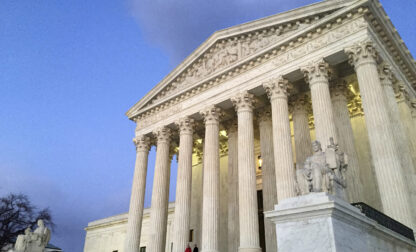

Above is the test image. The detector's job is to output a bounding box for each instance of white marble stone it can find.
[200,106,221,252]
[302,59,338,150]
[265,193,416,252]
[148,127,172,252]
[13,220,51,252]
[331,82,363,203]
[345,41,414,228]
[231,92,261,252]
[226,121,239,252]
[291,94,312,166]
[263,76,297,201]
[84,204,176,252]
[258,108,277,252]
[125,136,151,252]
[88,0,416,251]
[172,118,195,252]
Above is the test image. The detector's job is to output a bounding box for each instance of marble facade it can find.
[84,0,416,251]
[265,193,416,252]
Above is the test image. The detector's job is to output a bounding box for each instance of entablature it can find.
[130,0,416,135]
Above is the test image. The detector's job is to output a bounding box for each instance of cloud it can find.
[129,0,318,65]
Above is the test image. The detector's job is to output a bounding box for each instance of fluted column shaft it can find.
[291,95,312,166]
[345,41,413,227]
[172,118,195,252]
[231,92,261,252]
[379,65,416,229]
[226,121,239,252]
[302,59,338,149]
[125,136,151,252]
[264,76,297,200]
[200,106,221,252]
[148,127,172,252]
[258,108,277,252]
[396,84,416,172]
[331,84,363,203]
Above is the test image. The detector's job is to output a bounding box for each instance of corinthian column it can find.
[148,127,172,252]
[172,117,195,252]
[200,106,222,252]
[125,135,151,252]
[291,94,312,166]
[331,82,363,203]
[231,92,261,252]
[379,63,416,228]
[396,84,416,169]
[345,40,413,227]
[225,120,239,252]
[263,76,297,200]
[257,107,277,252]
[301,59,338,149]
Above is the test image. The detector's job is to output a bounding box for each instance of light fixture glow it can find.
[258,155,263,169]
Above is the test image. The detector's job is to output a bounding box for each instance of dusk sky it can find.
[1,0,415,251]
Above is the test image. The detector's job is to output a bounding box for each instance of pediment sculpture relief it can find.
[296,137,348,201]
[147,20,316,106]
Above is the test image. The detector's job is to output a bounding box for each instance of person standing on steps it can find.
[193,244,199,252]
[185,244,192,252]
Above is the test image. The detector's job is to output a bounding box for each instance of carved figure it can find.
[296,138,348,200]
[13,219,51,252]
[14,228,31,251]
[326,138,348,200]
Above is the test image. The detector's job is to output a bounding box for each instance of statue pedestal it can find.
[265,193,416,252]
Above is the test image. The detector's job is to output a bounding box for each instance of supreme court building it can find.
[83,0,416,251]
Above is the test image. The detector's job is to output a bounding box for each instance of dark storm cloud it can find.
[129,0,318,65]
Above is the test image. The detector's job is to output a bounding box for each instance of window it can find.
[189,229,194,242]
[140,247,146,252]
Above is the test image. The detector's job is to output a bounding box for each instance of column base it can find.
[238,247,262,252]
[265,192,416,252]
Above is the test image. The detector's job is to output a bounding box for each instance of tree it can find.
[0,193,54,249]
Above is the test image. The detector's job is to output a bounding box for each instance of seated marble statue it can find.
[296,138,348,200]
[14,228,31,251]
[13,219,51,252]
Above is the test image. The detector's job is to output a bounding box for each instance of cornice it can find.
[126,1,357,119]
[132,3,370,128]
[128,0,416,130]
[365,0,416,93]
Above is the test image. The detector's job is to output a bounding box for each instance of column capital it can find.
[330,80,350,100]
[345,40,379,68]
[290,93,311,114]
[378,62,394,87]
[175,117,195,135]
[133,135,151,152]
[193,139,204,163]
[411,100,416,118]
[301,58,331,85]
[257,106,272,123]
[395,83,411,103]
[231,91,256,112]
[200,106,222,125]
[153,127,172,144]
[263,76,292,100]
[169,142,179,161]
[223,119,238,134]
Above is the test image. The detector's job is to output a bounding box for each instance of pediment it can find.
[126,0,358,119]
